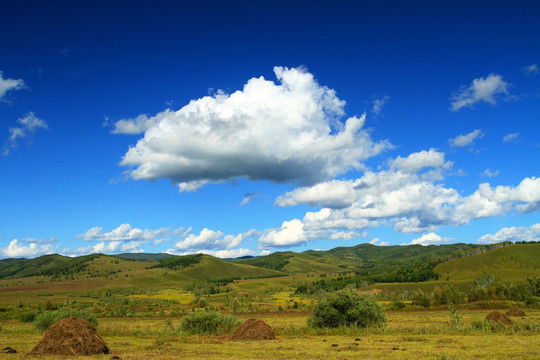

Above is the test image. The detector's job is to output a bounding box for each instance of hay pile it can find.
[485,311,514,326]
[232,319,275,340]
[506,307,526,317]
[30,317,109,356]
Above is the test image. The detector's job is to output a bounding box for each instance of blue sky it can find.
[1,0,539,259]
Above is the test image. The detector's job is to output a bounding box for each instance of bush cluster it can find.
[389,300,406,310]
[19,311,37,323]
[308,290,387,329]
[432,285,465,306]
[179,311,241,335]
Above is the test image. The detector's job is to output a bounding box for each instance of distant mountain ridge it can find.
[1,242,538,291]
[115,253,174,262]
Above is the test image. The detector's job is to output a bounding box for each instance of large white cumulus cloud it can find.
[114,66,389,191]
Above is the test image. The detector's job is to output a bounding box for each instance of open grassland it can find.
[0,309,539,359]
[434,244,540,281]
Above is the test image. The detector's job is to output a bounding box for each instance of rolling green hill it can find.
[236,243,490,278]
[235,251,353,274]
[0,254,73,279]
[434,242,540,281]
[326,243,484,268]
[180,255,284,279]
[0,252,283,287]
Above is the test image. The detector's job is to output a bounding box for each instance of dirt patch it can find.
[358,288,382,296]
[485,311,514,326]
[232,319,275,340]
[30,317,110,356]
[505,307,526,317]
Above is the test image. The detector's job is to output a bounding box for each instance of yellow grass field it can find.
[1,309,538,359]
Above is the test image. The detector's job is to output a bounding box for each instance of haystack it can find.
[506,307,526,317]
[485,311,514,326]
[232,319,275,340]
[30,317,109,356]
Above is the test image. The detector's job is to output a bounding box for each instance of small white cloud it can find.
[240,192,260,206]
[391,148,447,173]
[522,64,538,75]
[328,231,359,240]
[371,95,389,116]
[450,74,509,111]
[502,132,519,143]
[449,129,484,147]
[481,168,499,178]
[182,248,257,259]
[0,71,25,101]
[258,219,308,248]
[63,240,149,257]
[410,232,450,246]
[3,112,48,155]
[369,238,390,246]
[170,228,257,252]
[120,241,145,252]
[1,239,55,258]
[78,223,175,243]
[111,111,173,135]
[478,223,540,244]
[62,241,121,257]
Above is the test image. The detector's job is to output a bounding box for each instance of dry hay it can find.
[506,307,526,317]
[232,319,275,340]
[30,317,109,356]
[485,311,514,326]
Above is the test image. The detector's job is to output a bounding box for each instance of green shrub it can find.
[390,300,406,310]
[308,289,387,329]
[44,300,57,311]
[470,319,505,331]
[33,310,98,332]
[19,311,36,323]
[525,296,539,306]
[179,311,241,335]
[411,290,431,308]
[198,296,208,308]
[448,305,462,329]
[470,319,489,330]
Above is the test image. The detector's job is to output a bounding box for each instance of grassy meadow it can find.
[0,309,539,359]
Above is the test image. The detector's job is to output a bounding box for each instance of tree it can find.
[308,289,386,329]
